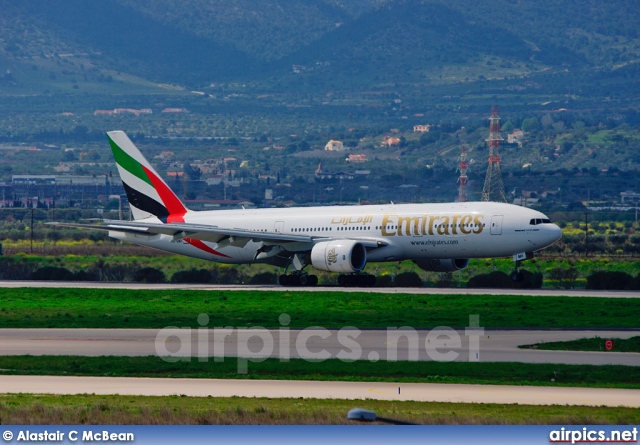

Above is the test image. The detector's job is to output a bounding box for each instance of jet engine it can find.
[413,258,469,272]
[310,240,367,273]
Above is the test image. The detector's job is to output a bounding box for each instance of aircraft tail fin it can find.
[107,130,189,222]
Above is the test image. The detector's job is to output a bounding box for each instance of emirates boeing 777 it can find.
[51,131,562,286]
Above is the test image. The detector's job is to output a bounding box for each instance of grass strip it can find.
[521,336,640,352]
[1,288,639,328]
[0,356,638,389]
[0,393,638,425]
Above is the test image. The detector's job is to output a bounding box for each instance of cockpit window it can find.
[530,218,552,225]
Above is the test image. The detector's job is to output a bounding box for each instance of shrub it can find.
[0,258,36,280]
[171,268,212,284]
[467,271,508,288]
[212,267,243,284]
[92,260,140,282]
[394,272,423,287]
[548,267,579,289]
[248,272,277,285]
[375,274,393,287]
[134,267,166,283]
[586,271,636,290]
[607,234,627,245]
[467,270,542,289]
[73,270,99,281]
[31,266,74,281]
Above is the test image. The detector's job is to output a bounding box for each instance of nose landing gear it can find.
[511,252,533,282]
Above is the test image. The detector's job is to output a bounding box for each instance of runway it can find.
[0,375,637,407]
[0,284,637,409]
[0,329,638,366]
[1,280,640,297]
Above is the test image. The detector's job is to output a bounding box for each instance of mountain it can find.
[1,0,639,93]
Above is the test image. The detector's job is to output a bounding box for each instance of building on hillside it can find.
[413,124,431,133]
[12,175,56,185]
[621,190,640,203]
[346,154,367,163]
[324,140,345,151]
[162,108,188,113]
[381,136,400,147]
[508,129,525,147]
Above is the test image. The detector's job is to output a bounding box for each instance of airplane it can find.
[50,131,562,287]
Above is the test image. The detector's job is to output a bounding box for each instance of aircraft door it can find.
[490,215,503,235]
[274,221,285,233]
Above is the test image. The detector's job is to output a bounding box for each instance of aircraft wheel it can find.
[338,275,347,286]
[366,275,376,287]
[278,274,290,286]
[511,271,523,282]
[299,274,310,286]
[289,274,301,286]
[308,275,318,286]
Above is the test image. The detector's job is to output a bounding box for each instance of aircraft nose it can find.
[548,224,562,244]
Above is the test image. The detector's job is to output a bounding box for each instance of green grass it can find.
[2,393,637,425]
[521,336,640,353]
[0,356,638,389]
[0,288,639,329]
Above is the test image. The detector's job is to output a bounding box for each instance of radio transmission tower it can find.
[481,106,507,202]
[457,146,469,202]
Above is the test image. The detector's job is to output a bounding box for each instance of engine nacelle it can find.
[413,258,469,272]
[311,240,367,273]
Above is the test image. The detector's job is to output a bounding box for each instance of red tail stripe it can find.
[142,165,187,218]
[140,166,229,258]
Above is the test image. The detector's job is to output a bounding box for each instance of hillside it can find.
[1,0,640,93]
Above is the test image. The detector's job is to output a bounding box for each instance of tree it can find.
[184,164,202,180]
[522,118,540,132]
[501,121,515,133]
[62,150,77,161]
[298,140,311,151]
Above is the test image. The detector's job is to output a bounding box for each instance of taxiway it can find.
[0,375,637,407]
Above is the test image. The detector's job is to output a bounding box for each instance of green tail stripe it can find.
[108,135,153,187]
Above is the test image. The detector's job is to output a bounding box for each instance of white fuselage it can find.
[110,201,562,268]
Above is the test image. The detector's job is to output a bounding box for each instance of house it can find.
[324,140,345,151]
[346,154,367,163]
[162,108,188,113]
[381,137,400,147]
[206,175,223,185]
[508,129,525,147]
[413,124,431,133]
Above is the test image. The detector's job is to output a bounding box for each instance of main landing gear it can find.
[278,272,318,287]
[337,273,376,287]
[278,253,318,287]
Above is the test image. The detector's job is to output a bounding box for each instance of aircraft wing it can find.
[47,220,312,244]
[47,221,387,248]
